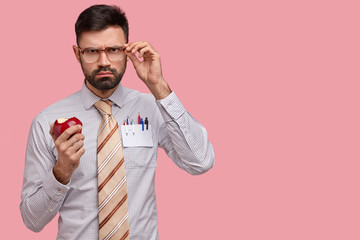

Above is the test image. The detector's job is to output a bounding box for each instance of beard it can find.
[82,64,125,91]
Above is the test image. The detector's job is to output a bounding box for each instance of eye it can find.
[107,47,119,53]
[85,49,98,54]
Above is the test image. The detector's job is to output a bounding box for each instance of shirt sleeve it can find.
[157,92,215,175]
[20,113,69,232]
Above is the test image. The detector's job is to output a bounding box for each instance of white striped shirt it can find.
[20,83,215,240]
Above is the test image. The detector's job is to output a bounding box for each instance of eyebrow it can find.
[82,45,124,49]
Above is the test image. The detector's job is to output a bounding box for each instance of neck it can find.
[85,81,118,99]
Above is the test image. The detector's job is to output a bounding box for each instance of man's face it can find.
[74,27,127,92]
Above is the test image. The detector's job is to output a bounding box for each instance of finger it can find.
[124,41,147,51]
[125,50,141,67]
[57,125,83,142]
[67,132,85,146]
[73,147,86,160]
[130,42,149,55]
[68,139,84,154]
[125,41,152,57]
[138,46,157,59]
[131,43,158,59]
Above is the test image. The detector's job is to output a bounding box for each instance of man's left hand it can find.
[124,41,171,100]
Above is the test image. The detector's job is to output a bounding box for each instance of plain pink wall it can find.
[1,0,360,239]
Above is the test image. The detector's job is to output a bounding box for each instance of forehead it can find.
[78,26,126,48]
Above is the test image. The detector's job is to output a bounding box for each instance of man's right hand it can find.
[49,123,85,185]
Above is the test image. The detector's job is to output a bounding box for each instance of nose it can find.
[97,51,111,67]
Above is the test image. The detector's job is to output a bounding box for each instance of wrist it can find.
[148,78,172,100]
[53,164,71,185]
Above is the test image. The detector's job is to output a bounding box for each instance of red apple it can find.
[53,117,83,139]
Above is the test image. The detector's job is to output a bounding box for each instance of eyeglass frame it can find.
[76,45,126,63]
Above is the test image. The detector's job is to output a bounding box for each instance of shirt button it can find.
[49,209,53,212]
[168,104,173,110]
[58,189,64,194]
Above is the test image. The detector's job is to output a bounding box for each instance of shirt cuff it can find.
[43,169,70,202]
[156,92,186,122]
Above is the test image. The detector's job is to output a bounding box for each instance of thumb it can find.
[125,51,141,68]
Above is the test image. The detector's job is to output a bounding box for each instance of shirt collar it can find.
[81,82,126,110]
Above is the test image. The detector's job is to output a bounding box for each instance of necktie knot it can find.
[94,100,113,116]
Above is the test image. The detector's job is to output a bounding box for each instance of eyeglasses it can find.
[77,46,125,63]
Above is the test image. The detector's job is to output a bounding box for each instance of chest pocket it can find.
[122,127,158,168]
[123,146,157,168]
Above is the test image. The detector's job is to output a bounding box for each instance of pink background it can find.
[1,0,360,239]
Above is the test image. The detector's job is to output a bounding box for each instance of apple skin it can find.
[53,117,83,139]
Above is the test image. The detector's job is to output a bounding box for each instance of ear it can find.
[72,45,81,63]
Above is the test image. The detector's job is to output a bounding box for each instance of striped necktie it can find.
[94,100,130,240]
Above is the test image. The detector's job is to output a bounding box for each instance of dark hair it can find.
[75,5,129,45]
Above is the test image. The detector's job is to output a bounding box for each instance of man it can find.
[20,4,214,240]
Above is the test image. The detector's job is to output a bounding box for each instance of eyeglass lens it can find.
[82,47,125,63]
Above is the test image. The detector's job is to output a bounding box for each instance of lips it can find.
[96,71,113,78]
